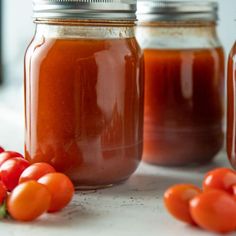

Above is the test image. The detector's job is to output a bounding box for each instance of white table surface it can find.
[0,87,234,236]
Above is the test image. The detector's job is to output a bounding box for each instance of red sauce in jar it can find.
[24,37,144,188]
[227,42,236,167]
[143,47,224,165]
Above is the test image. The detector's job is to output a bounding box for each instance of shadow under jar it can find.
[136,1,225,166]
[24,0,144,189]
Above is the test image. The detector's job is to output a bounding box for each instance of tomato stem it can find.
[0,201,8,219]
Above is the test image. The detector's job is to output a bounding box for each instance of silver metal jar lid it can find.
[33,0,137,21]
[136,1,218,22]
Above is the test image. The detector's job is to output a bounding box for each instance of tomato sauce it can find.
[143,47,224,165]
[24,37,144,187]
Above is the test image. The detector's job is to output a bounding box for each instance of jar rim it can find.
[33,0,137,21]
[136,0,218,22]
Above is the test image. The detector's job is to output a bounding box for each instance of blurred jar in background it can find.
[24,0,144,189]
[227,41,236,167]
[136,1,225,166]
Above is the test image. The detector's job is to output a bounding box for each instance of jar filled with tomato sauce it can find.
[25,0,144,189]
[227,42,236,167]
[136,1,225,166]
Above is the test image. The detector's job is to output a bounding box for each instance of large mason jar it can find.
[24,0,144,189]
[136,1,224,166]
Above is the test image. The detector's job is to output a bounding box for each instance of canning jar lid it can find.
[136,0,218,22]
[33,0,137,21]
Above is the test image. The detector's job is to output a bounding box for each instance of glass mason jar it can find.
[136,1,225,166]
[24,0,144,189]
[227,42,236,167]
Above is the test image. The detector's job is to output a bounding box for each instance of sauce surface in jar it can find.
[25,37,144,187]
[143,47,224,165]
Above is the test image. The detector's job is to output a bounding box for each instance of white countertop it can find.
[0,87,234,236]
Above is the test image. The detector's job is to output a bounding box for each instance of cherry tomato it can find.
[190,189,236,233]
[0,181,7,204]
[203,168,236,193]
[0,151,23,167]
[0,147,4,154]
[38,173,74,212]
[7,180,51,221]
[0,158,30,191]
[164,184,201,224]
[19,162,56,184]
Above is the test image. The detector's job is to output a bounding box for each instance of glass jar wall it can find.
[24,0,144,189]
[136,1,225,166]
[227,42,236,167]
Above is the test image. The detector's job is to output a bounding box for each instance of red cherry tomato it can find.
[0,158,30,191]
[19,162,56,184]
[0,151,23,167]
[164,184,201,224]
[190,190,236,233]
[0,181,7,204]
[38,173,74,212]
[0,147,4,154]
[203,168,236,193]
[7,180,51,221]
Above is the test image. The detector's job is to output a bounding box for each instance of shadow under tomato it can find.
[2,198,99,228]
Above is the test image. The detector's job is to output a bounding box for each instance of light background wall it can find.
[2,0,236,85]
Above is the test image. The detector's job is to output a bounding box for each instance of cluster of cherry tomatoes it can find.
[164,167,236,233]
[0,146,74,221]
